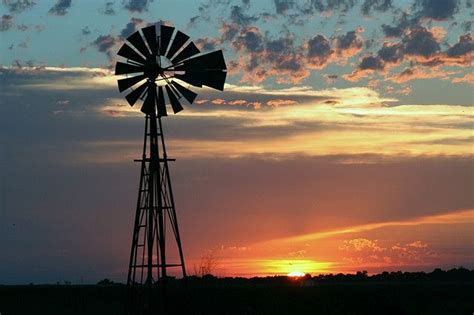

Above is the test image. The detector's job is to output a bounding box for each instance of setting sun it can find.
[287,271,306,277]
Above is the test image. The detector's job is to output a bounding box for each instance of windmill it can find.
[114,24,227,313]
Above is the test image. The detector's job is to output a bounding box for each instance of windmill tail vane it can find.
[114,24,227,314]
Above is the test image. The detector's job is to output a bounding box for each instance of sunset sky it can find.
[0,0,473,284]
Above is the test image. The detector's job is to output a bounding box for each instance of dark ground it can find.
[1,280,473,315]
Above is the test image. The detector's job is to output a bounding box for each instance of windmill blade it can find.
[171,81,197,104]
[117,74,146,92]
[125,81,148,106]
[166,30,190,60]
[175,69,226,91]
[156,86,167,117]
[165,84,183,114]
[140,83,156,115]
[160,25,175,55]
[115,62,144,75]
[171,42,200,64]
[201,70,227,91]
[174,73,202,88]
[175,50,226,71]
[127,31,150,58]
[117,44,146,65]
[142,25,158,56]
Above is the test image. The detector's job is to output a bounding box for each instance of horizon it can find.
[0,0,473,285]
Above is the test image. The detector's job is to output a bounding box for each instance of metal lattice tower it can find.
[114,24,227,314]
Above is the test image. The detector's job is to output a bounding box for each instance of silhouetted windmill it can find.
[115,24,226,314]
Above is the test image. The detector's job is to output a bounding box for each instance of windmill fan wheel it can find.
[115,24,227,117]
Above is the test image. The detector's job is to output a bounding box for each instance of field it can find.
[1,280,473,314]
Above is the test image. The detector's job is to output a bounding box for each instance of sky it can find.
[0,0,473,284]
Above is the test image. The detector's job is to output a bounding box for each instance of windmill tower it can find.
[114,24,227,314]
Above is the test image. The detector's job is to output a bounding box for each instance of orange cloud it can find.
[266,99,298,107]
[452,73,474,85]
[211,98,226,105]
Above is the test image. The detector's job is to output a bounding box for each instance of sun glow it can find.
[287,271,306,277]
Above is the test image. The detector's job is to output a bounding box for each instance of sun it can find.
[287,271,305,278]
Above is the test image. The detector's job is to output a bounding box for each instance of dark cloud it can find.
[220,22,240,42]
[0,14,13,31]
[377,43,403,63]
[461,21,472,32]
[48,0,72,16]
[81,26,91,36]
[230,5,258,25]
[358,55,384,70]
[194,37,219,51]
[92,35,118,61]
[300,0,357,14]
[414,0,459,20]
[402,27,440,58]
[123,0,153,12]
[335,30,361,50]
[119,17,143,39]
[187,15,200,28]
[446,33,474,57]
[2,0,35,13]
[381,13,412,38]
[334,28,364,56]
[360,0,392,15]
[100,1,115,15]
[17,40,27,48]
[16,23,27,31]
[265,35,303,72]
[274,0,294,14]
[306,34,333,68]
[232,26,264,53]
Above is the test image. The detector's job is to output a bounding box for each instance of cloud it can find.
[230,4,259,25]
[2,0,35,13]
[194,37,220,51]
[340,238,437,266]
[389,66,451,83]
[360,0,392,15]
[232,26,264,53]
[414,0,460,21]
[0,14,13,31]
[81,26,91,36]
[452,73,474,85]
[266,99,298,107]
[91,35,119,62]
[403,26,441,60]
[359,55,384,70]
[306,35,334,69]
[16,23,27,31]
[223,23,369,83]
[444,33,474,64]
[88,17,148,64]
[377,43,404,64]
[226,25,310,83]
[100,1,115,15]
[119,17,144,39]
[298,0,358,14]
[333,27,364,59]
[3,65,472,158]
[48,0,72,16]
[381,13,412,38]
[274,0,294,14]
[123,0,153,12]
[339,238,385,252]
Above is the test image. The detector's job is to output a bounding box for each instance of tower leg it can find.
[126,114,186,314]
